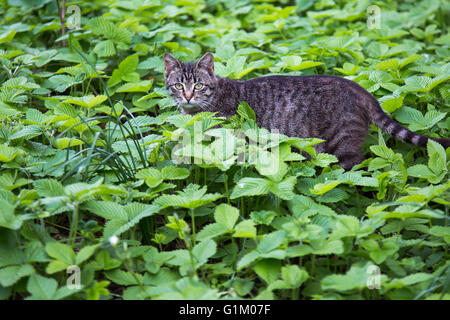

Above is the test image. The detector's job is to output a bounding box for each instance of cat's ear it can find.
[196,52,214,74]
[163,53,182,74]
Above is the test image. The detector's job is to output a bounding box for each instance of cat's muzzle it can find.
[180,103,201,115]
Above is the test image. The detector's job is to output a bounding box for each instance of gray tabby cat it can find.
[163,52,450,170]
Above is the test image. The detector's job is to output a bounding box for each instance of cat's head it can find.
[163,52,218,115]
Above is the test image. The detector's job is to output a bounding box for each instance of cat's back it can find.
[222,74,373,140]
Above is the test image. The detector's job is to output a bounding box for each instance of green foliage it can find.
[0,0,448,301]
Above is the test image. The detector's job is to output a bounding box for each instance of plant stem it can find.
[70,201,79,248]
[224,173,230,204]
[190,208,196,245]
[55,0,66,47]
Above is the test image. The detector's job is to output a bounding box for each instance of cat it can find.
[163,52,450,170]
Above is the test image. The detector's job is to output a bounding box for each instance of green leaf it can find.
[257,231,285,254]
[254,259,281,284]
[75,245,99,265]
[64,95,107,109]
[280,265,309,288]
[0,264,34,287]
[154,184,221,209]
[427,140,446,175]
[237,101,255,121]
[193,239,217,267]
[0,199,22,230]
[45,242,75,265]
[161,166,190,180]
[0,30,16,43]
[105,270,144,286]
[230,177,270,199]
[310,180,341,195]
[116,80,153,93]
[26,274,58,300]
[94,39,116,57]
[54,137,85,149]
[312,239,344,255]
[84,201,128,221]
[386,273,433,289]
[33,179,65,197]
[196,223,228,241]
[268,176,297,200]
[233,220,257,238]
[136,168,163,188]
[311,153,339,167]
[321,261,385,291]
[214,203,239,229]
[0,145,18,162]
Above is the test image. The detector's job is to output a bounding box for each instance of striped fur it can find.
[164,53,450,169]
[370,101,450,149]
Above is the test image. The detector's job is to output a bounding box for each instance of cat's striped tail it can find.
[371,107,450,149]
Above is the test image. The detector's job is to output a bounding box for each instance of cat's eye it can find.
[174,83,183,90]
[194,83,204,90]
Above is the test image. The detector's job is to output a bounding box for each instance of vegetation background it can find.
[0,0,449,300]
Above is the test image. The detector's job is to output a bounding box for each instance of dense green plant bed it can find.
[0,0,449,300]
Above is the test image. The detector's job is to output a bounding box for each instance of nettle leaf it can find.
[9,125,43,141]
[116,80,153,93]
[254,259,281,284]
[154,184,221,209]
[45,242,75,265]
[310,180,341,195]
[193,239,217,267]
[94,39,116,57]
[54,137,84,149]
[64,95,107,109]
[136,168,163,188]
[214,203,239,229]
[269,265,309,290]
[257,231,285,254]
[361,239,399,264]
[0,264,34,287]
[46,75,81,93]
[196,223,228,241]
[0,199,22,230]
[395,107,446,131]
[330,215,374,239]
[311,239,344,255]
[233,220,257,238]
[0,29,16,44]
[237,101,255,121]
[105,270,144,286]
[230,177,270,199]
[26,274,57,300]
[427,140,446,175]
[75,245,99,265]
[85,200,128,221]
[85,201,159,238]
[161,166,190,180]
[108,55,140,87]
[250,210,277,225]
[311,153,339,167]
[268,176,297,200]
[334,62,360,75]
[385,273,433,290]
[33,179,65,197]
[374,59,400,71]
[321,261,387,292]
[370,145,396,161]
[0,145,18,162]
[429,226,450,243]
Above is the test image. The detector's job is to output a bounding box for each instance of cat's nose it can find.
[184,92,193,103]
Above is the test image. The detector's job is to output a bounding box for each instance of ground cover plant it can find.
[0,0,449,300]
